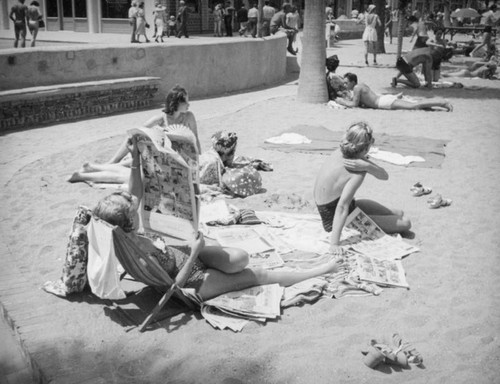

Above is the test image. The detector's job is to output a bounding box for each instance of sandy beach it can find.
[1,36,500,383]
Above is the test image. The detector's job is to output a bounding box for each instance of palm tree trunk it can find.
[297,0,327,104]
[257,0,264,38]
[396,0,410,59]
[375,0,386,54]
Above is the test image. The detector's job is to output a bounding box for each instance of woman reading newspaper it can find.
[93,136,342,301]
[67,85,201,184]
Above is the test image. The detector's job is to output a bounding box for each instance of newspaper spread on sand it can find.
[340,207,419,260]
[214,227,274,255]
[355,253,409,289]
[127,126,199,240]
[202,284,283,330]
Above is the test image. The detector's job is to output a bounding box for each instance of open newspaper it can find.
[340,207,419,260]
[356,254,409,289]
[127,126,199,240]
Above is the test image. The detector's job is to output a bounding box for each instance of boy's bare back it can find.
[313,150,360,205]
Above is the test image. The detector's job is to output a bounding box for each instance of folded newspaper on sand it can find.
[127,126,199,241]
[340,207,419,260]
[201,284,284,330]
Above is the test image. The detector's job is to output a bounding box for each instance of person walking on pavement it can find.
[247,3,258,38]
[224,1,235,37]
[237,5,248,36]
[153,1,167,43]
[128,1,139,43]
[177,0,189,38]
[9,0,28,48]
[261,1,275,37]
[26,1,42,47]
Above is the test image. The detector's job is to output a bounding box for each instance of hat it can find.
[368,4,376,13]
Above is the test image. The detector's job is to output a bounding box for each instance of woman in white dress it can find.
[361,4,381,65]
[153,2,167,42]
[135,2,150,43]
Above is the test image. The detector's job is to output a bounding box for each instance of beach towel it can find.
[261,125,449,168]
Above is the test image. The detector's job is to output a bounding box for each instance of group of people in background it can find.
[9,0,43,48]
[128,0,189,43]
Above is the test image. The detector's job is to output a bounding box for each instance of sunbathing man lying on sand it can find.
[314,122,411,255]
[441,59,498,79]
[335,73,453,111]
[392,46,453,88]
[92,136,342,301]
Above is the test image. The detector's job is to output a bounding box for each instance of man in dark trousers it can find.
[224,1,235,36]
[176,0,189,38]
[237,5,248,36]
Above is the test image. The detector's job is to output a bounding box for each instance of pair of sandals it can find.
[410,182,452,209]
[362,333,423,369]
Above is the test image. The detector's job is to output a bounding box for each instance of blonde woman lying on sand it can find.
[67,85,201,184]
[314,122,411,255]
[92,136,342,301]
[441,59,498,80]
[335,73,453,111]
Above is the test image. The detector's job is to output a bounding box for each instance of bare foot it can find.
[80,162,94,173]
[325,259,342,275]
[66,171,81,183]
[396,92,403,99]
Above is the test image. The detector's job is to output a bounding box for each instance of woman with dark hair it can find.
[68,85,201,184]
[26,1,42,47]
[90,137,342,301]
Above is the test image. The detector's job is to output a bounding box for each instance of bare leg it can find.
[397,72,422,88]
[107,137,130,164]
[81,161,131,173]
[67,167,130,184]
[355,199,411,234]
[372,42,377,64]
[197,258,342,301]
[364,41,369,64]
[391,98,453,111]
[441,69,471,78]
[198,246,249,274]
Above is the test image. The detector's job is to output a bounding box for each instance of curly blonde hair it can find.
[340,122,374,159]
[93,192,135,232]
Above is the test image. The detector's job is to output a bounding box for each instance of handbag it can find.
[145,22,150,29]
[38,18,45,28]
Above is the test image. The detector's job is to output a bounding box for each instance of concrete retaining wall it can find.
[0,35,288,100]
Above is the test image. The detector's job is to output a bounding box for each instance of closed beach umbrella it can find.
[451,8,481,19]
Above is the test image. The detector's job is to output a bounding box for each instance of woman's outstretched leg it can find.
[67,167,129,184]
[197,259,342,301]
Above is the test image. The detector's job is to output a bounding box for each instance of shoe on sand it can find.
[410,182,432,197]
[427,194,452,209]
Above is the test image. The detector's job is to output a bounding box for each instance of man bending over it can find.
[336,73,453,111]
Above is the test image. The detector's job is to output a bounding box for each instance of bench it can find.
[0,77,160,131]
[442,26,496,40]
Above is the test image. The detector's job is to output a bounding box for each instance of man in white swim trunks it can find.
[335,73,453,111]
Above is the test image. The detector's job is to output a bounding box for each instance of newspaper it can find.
[200,305,249,332]
[203,284,283,321]
[356,254,409,289]
[127,126,199,240]
[248,250,285,270]
[341,208,419,260]
[214,227,274,255]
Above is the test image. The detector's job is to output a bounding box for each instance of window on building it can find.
[101,0,129,19]
[46,0,58,17]
[75,1,88,18]
[62,0,73,17]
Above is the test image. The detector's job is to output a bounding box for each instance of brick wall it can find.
[0,83,159,131]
